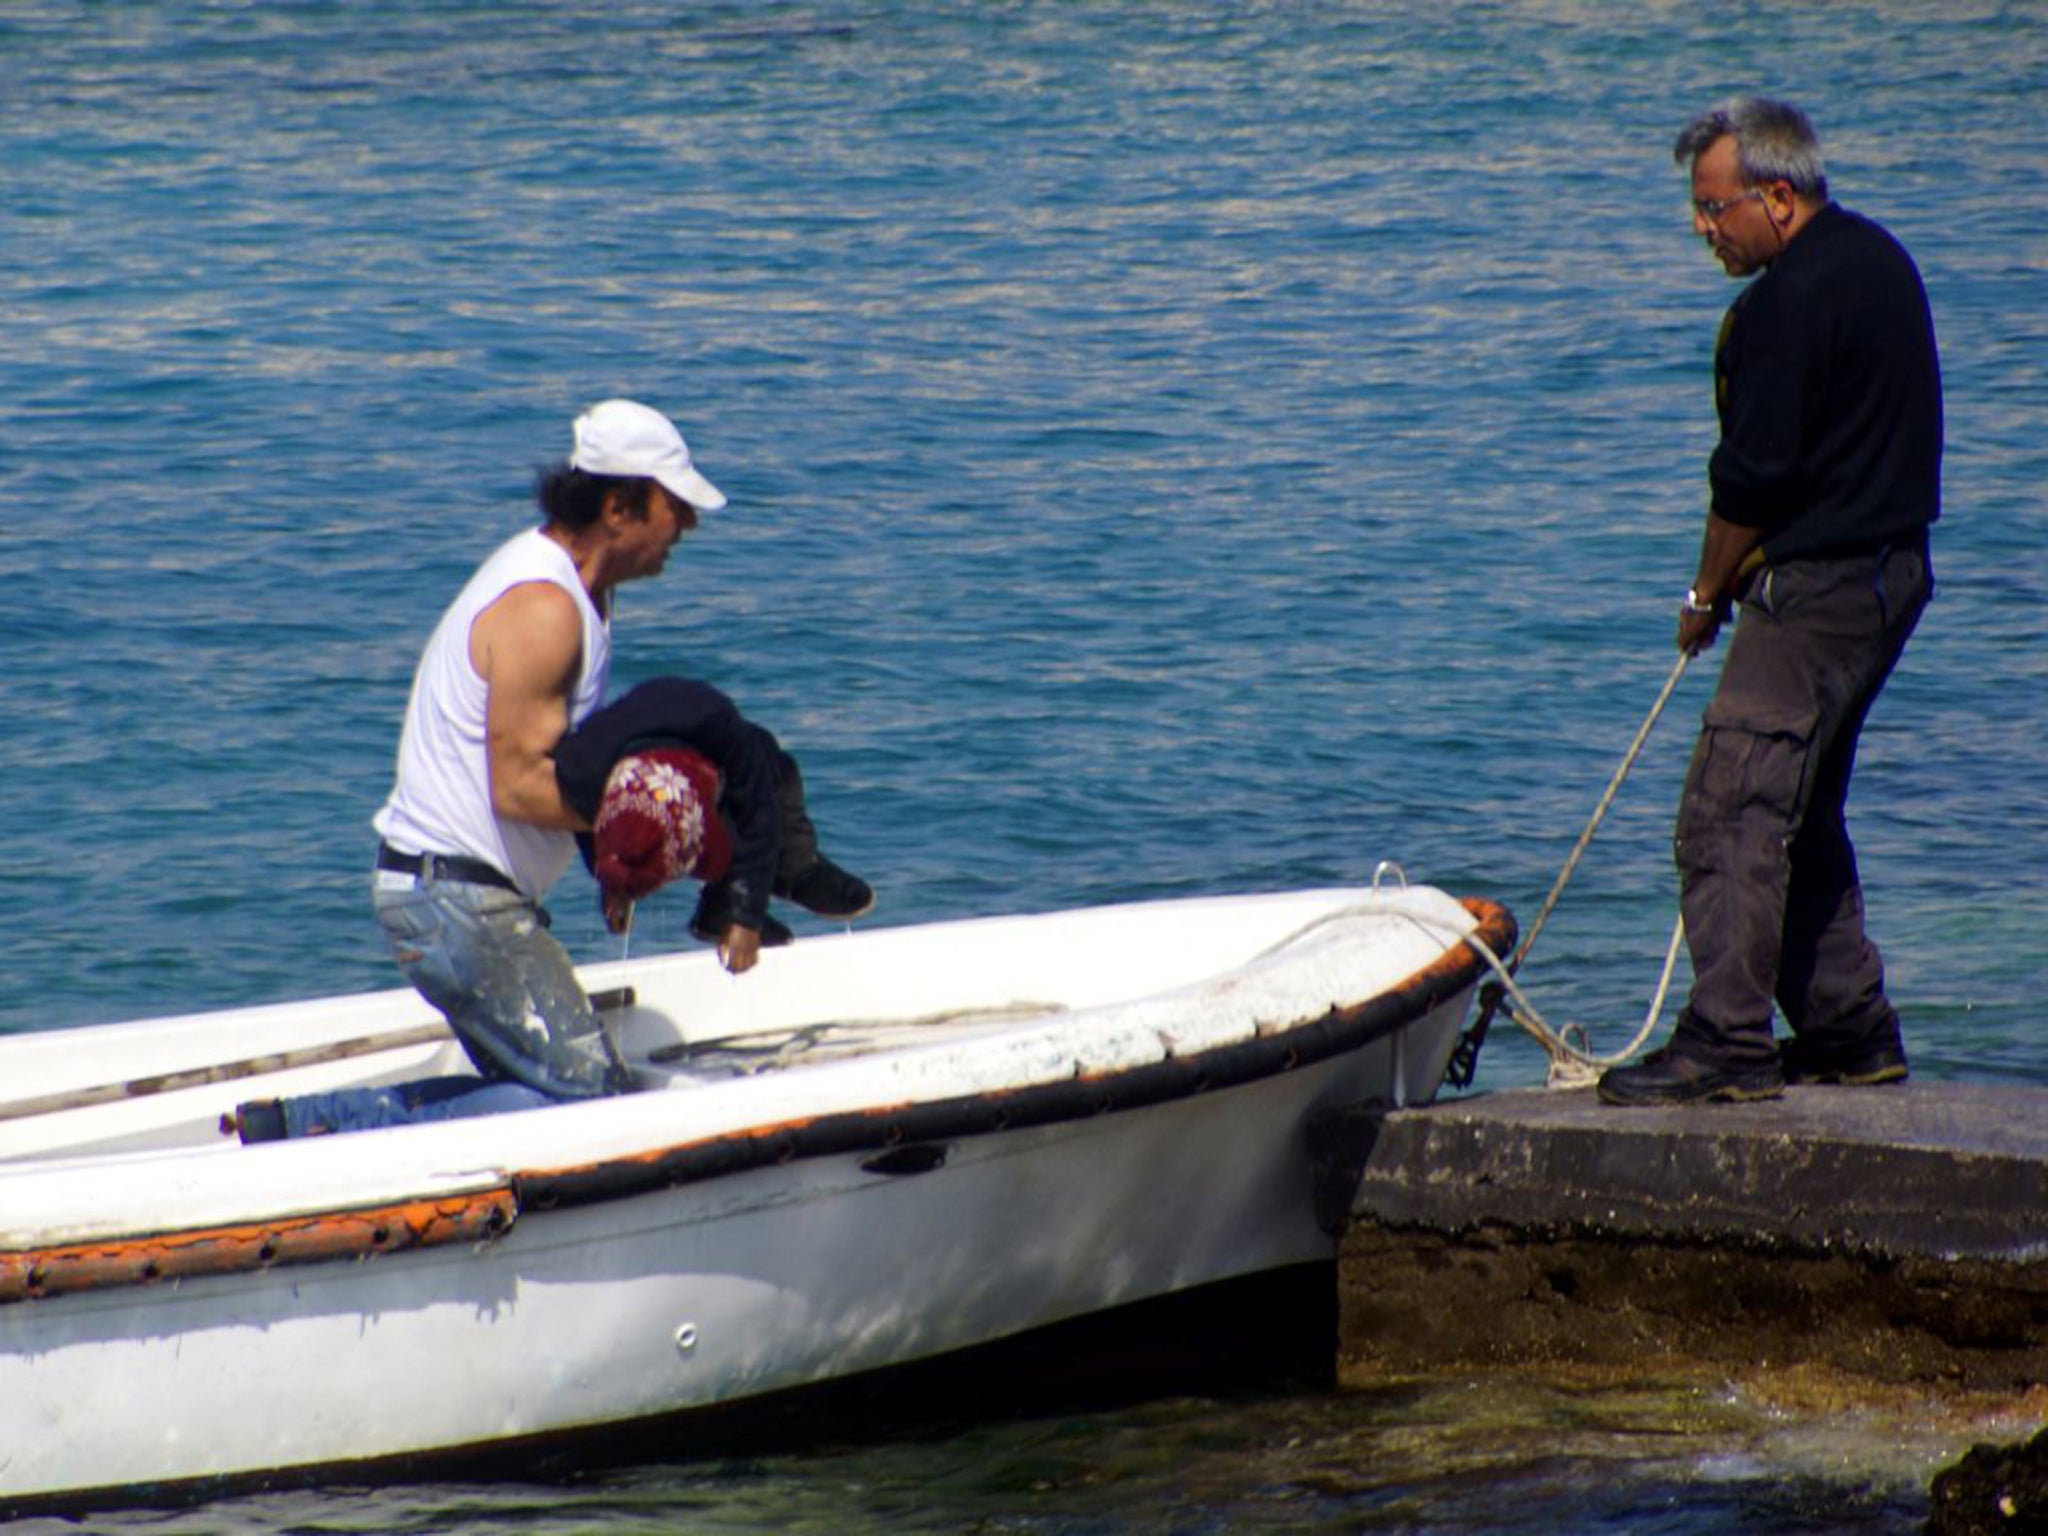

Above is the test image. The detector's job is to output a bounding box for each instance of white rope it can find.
[1526,911,1687,1087]
[1511,649,1693,1086]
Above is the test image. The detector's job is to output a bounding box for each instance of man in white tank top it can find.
[239,401,727,1141]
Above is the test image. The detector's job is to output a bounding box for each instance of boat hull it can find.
[0,885,1511,1511]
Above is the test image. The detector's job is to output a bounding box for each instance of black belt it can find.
[376,843,521,894]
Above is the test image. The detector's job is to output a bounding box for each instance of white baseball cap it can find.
[569,399,727,513]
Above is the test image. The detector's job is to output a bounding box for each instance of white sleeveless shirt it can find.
[373,528,611,898]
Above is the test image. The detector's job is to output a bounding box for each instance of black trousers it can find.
[757,727,822,889]
[1672,540,1932,1065]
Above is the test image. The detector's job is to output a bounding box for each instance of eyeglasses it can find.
[1691,188,1764,223]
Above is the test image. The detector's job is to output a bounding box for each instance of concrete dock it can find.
[1332,1082,2048,1392]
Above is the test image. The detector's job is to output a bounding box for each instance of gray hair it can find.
[1673,97,1829,201]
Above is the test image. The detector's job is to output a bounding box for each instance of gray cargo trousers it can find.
[1671,536,1932,1067]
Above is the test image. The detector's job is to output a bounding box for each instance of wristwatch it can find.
[1681,587,1715,616]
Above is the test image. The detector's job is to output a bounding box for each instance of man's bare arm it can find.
[472,582,590,830]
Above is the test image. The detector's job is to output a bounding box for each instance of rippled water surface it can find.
[3,1,2044,1531]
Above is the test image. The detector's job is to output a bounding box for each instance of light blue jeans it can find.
[277,1076,553,1136]
[274,870,632,1138]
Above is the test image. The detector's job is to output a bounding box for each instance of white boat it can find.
[0,881,1512,1515]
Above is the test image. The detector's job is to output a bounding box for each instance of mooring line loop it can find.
[1441,650,1694,1089]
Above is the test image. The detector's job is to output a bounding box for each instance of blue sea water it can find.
[2,1,2044,1530]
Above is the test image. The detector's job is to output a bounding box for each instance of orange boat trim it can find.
[0,1188,518,1304]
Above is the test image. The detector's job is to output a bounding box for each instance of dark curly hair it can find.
[533,463,659,531]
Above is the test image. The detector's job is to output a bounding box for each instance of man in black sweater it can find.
[1600,98,1943,1106]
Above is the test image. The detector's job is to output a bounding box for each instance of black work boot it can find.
[776,856,875,920]
[1597,1046,1785,1106]
[1780,1031,1909,1086]
[230,1099,290,1144]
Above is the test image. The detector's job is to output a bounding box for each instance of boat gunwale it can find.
[0,897,1514,1304]
[519,896,1513,1211]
